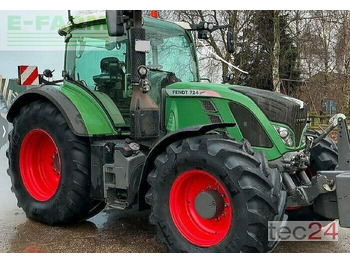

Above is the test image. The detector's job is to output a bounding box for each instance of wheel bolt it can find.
[207,185,211,189]
[215,217,220,221]
[222,212,226,217]
[224,203,229,208]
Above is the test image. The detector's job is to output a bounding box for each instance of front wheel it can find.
[146,135,286,252]
[306,129,338,175]
[287,130,338,220]
[7,100,105,225]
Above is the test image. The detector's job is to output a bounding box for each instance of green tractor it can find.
[6,10,350,252]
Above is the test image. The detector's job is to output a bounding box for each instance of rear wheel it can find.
[7,100,105,225]
[146,135,286,252]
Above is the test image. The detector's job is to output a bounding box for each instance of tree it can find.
[273,10,281,92]
[234,11,300,92]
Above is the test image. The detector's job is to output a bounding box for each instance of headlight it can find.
[137,65,148,77]
[274,126,294,147]
[301,133,306,145]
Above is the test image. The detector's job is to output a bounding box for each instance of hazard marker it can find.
[18,66,39,86]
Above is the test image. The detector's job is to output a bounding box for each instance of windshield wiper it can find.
[148,68,174,75]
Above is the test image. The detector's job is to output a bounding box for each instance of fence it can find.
[308,113,350,129]
[307,113,350,142]
[0,76,25,110]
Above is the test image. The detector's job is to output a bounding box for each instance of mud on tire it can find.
[146,135,286,252]
[7,100,105,225]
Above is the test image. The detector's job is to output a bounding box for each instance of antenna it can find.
[68,10,74,25]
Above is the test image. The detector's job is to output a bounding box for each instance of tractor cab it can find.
[63,15,198,126]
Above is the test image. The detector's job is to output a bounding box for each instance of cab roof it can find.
[60,11,187,34]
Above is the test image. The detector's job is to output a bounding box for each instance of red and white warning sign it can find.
[18,65,39,86]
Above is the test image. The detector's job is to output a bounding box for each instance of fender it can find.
[136,122,236,210]
[7,85,89,136]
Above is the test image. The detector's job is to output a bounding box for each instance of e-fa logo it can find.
[8,15,65,31]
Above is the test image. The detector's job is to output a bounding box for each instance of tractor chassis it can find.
[89,123,236,210]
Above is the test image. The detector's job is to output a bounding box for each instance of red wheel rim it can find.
[19,129,61,201]
[169,170,232,247]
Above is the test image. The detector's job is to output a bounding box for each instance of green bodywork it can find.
[60,81,122,136]
[51,13,306,161]
[164,82,306,161]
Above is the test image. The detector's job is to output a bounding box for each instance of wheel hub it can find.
[169,169,232,247]
[194,190,225,219]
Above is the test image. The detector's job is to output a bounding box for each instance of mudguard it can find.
[7,86,89,136]
[7,82,124,137]
[137,122,236,210]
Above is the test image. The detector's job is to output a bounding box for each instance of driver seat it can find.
[93,57,125,87]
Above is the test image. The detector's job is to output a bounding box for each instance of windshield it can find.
[145,23,198,82]
[64,21,198,90]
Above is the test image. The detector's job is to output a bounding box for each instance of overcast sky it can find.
[0,10,68,79]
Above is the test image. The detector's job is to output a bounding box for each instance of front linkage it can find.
[278,114,350,227]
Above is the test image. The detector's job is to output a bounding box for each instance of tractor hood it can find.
[166,82,308,147]
[229,86,307,146]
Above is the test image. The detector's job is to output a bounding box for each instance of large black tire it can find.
[7,100,105,225]
[146,135,286,253]
[306,129,338,175]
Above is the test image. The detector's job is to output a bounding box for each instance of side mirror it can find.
[227,31,234,53]
[106,10,125,37]
[225,72,234,83]
[198,30,211,40]
[43,69,54,78]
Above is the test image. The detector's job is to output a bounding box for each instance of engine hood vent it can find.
[229,86,307,146]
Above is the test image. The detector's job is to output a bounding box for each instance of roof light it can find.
[150,10,159,18]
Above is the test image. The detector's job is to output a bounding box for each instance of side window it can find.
[65,27,131,125]
[74,37,127,91]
